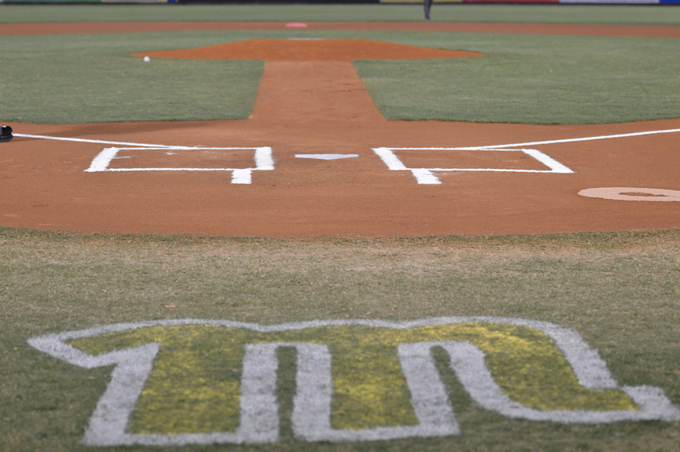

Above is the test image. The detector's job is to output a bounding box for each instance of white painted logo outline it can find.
[27,317,680,446]
[373,147,574,185]
[85,146,274,184]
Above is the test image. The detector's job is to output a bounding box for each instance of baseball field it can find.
[1,4,680,451]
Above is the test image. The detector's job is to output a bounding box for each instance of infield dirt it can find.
[2,23,679,236]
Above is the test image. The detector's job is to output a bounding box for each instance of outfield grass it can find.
[1,32,264,123]
[2,4,680,25]
[2,30,679,124]
[357,32,680,123]
[1,228,679,451]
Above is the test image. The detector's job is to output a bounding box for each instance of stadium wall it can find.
[382,0,680,4]
[2,0,679,6]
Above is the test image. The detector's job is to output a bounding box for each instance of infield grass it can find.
[2,228,679,451]
[0,32,264,123]
[2,30,679,124]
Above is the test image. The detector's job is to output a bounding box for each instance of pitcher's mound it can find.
[133,38,483,61]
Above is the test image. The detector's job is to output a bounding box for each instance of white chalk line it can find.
[295,154,359,160]
[372,127,680,184]
[16,128,680,186]
[373,147,573,185]
[13,133,191,149]
[84,146,273,185]
[18,127,680,153]
[403,127,680,151]
[101,168,247,171]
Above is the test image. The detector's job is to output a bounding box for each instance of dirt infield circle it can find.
[2,22,680,236]
[578,187,680,202]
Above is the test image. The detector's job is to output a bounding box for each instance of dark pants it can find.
[424,0,433,20]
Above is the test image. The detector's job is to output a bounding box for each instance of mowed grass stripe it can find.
[1,228,679,451]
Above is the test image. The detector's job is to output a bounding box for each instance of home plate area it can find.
[5,122,680,237]
[4,35,680,236]
[84,143,571,185]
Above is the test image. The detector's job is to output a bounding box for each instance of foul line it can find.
[15,127,680,153]
[388,128,680,151]
[13,133,193,150]
[465,127,680,150]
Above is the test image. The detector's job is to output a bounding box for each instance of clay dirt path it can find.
[2,23,679,236]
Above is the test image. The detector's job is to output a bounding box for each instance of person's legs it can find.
[424,0,433,20]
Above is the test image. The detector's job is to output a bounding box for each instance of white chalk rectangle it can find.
[85,147,273,185]
[373,147,574,184]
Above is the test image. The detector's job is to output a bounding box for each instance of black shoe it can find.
[0,126,13,143]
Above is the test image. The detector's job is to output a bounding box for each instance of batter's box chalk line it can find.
[372,147,574,185]
[14,127,680,186]
[85,146,274,185]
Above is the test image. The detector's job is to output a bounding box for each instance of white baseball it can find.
[143,56,150,63]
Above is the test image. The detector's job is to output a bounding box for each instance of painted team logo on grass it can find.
[28,317,680,446]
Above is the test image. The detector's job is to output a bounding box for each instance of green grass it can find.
[2,4,680,25]
[356,32,680,123]
[2,5,679,124]
[0,32,264,123]
[2,30,679,124]
[1,6,679,450]
[1,228,679,451]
